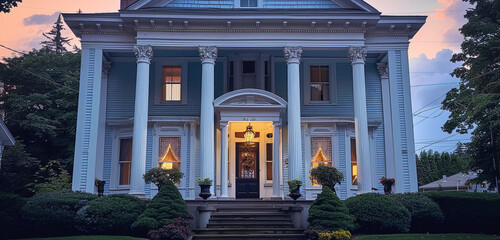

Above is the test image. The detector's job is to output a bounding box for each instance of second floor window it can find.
[310,66,330,102]
[162,66,181,101]
[240,0,257,7]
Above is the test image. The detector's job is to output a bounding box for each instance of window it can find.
[158,137,181,170]
[310,66,330,102]
[240,0,257,7]
[242,61,257,88]
[310,137,333,186]
[118,138,133,185]
[351,138,358,185]
[266,143,273,181]
[162,66,181,101]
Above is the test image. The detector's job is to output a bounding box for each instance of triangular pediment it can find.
[129,0,378,12]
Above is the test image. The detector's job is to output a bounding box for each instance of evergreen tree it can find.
[442,0,500,193]
[307,186,355,231]
[41,14,72,55]
[0,140,39,196]
[0,0,22,13]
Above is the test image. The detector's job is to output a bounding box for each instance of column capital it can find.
[134,45,153,64]
[272,122,281,127]
[220,121,229,128]
[199,46,218,64]
[284,47,302,64]
[377,62,389,79]
[349,46,367,65]
[102,61,111,76]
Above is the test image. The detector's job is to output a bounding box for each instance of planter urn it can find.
[199,184,212,200]
[288,185,302,200]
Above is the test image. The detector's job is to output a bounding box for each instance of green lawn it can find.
[356,233,497,240]
[20,236,145,240]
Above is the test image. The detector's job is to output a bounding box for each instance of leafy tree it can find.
[307,186,355,231]
[416,147,469,186]
[0,0,22,13]
[31,160,72,193]
[0,140,39,196]
[42,14,72,55]
[442,0,500,193]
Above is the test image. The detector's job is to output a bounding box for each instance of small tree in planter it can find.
[143,167,184,189]
[309,165,344,193]
[287,179,303,200]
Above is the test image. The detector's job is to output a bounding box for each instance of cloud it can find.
[441,1,472,43]
[23,12,60,26]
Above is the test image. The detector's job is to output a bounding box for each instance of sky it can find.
[0,0,473,153]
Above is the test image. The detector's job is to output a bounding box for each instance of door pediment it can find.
[214,89,287,109]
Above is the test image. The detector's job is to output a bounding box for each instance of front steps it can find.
[193,205,305,240]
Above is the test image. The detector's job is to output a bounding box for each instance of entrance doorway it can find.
[235,142,259,198]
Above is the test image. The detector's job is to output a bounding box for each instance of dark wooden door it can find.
[236,142,259,198]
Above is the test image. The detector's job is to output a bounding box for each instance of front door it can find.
[236,142,259,198]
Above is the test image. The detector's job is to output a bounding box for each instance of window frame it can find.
[303,60,337,105]
[309,136,334,187]
[155,59,188,105]
[235,0,262,8]
[110,127,134,191]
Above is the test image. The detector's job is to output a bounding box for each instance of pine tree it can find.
[307,186,355,231]
[41,14,71,55]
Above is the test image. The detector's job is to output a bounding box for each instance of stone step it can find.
[210,216,292,221]
[215,207,283,212]
[206,222,295,228]
[194,228,304,235]
[193,233,305,240]
[211,212,289,217]
[209,219,293,224]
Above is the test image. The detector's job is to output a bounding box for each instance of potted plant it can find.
[287,178,303,200]
[380,176,395,195]
[197,177,213,200]
[95,178,106,197]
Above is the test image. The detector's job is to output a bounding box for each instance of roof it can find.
[419,172,479,190]
[0,119,15,146]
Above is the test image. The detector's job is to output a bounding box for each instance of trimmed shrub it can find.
[144,167,184,188]
[309,165,344,192]
[344,193,411,234]
[308,186,355,231]
[132,180,189,236]
[0,192,27,239]
[390,193,444,233]
[304,229,351,240]
[22,191,97,236]
[76,194,147,235]
[425,191,500,234]
[147,217,191,240]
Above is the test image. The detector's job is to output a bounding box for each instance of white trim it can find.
[110,126,134,191]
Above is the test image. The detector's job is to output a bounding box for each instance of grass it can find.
[356,233,497,240]
[20,236,145,240]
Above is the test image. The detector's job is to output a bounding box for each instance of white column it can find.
[220,122,229,198]
[199,46,218,194]
[284,47,303,181]
[378,62,396,180]
[272,123,281,198]
[129,45,153,197]
[349,46,372,193]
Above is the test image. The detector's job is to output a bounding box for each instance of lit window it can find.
[310,137,333,186]
[119,138,133,185]
[162,66,181,101]
[240,0,257,7]
[158,137,181,170]
[310,66,330,102]
[266,143,273,181]
[351,138,358,185]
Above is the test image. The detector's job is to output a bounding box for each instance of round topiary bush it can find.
[307,186,355,231]
[344,193,411,234]
[390,193,444,233]
[309,165,344,192]
[22,191,97,237]
[76,194,146,235]
[132,180,189,236]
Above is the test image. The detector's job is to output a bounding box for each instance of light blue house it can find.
[63,0,426,201]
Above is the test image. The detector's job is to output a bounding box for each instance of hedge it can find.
[307,186,355,231]
[22,191,97,237]
[425,191,500,234]
[0,192,27,239]
[344,193,411,234]
[390,193,444,233]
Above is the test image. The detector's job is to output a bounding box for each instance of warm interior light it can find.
[159,144,178,169]
[161,162,173,170]
[244,123,255,143]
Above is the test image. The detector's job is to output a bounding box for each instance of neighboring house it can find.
[63,0,425,200]
[0,119,15,170]
[419,172,496,193]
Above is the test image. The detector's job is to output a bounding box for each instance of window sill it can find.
[304,102,337,106]
[155,101,187,106]
[264,183,273,187]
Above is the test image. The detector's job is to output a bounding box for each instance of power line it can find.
[0,44,27,55]
[411,82,459,88]
[416,133,460,152]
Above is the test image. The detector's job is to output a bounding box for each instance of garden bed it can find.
[355,233,496,240]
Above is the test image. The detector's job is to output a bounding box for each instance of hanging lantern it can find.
[244,123,255,143]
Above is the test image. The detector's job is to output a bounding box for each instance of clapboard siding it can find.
[395,50,411,192]
[106,62,136,119]
[264,0,340,8]
[145,127,153,198]
[103,126,113,195]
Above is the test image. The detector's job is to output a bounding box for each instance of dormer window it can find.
[239,0,258,7]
